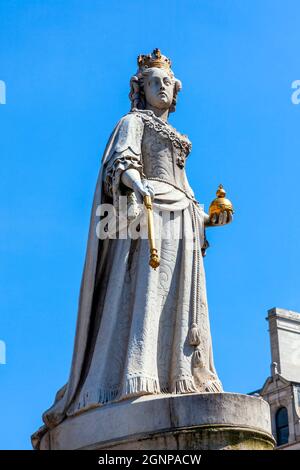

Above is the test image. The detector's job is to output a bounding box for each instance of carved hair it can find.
[129,68,182,113]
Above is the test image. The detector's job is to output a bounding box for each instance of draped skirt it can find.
[67,191,222,417]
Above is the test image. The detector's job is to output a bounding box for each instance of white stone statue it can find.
[32,49,233,447]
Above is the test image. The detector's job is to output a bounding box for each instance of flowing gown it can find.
[42,109,222,430]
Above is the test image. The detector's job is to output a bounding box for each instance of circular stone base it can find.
[40,393,275,450]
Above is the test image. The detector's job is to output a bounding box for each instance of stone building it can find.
[252,308,300,449]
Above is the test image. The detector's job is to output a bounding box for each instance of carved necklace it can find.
[132,109,192,169]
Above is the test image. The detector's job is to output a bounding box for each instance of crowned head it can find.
[129,49,182,114]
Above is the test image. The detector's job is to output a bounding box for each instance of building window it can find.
[275,407,289,446]
[297,386,300,407]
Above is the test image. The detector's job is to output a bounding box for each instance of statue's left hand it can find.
[206,210,233,226]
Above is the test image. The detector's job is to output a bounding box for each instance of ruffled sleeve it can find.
[103,112,145,199]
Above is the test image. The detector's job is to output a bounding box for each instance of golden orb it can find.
[209,184,234,217]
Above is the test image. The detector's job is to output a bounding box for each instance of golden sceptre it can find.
[143,195,160,270]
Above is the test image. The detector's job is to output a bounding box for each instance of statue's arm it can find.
[103,113,148,200]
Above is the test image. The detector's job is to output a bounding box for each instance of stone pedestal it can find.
[40,393,275,450]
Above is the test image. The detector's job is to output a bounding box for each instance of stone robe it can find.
[42,109,222,431]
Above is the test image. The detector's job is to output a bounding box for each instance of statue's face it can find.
[144,68,174,110]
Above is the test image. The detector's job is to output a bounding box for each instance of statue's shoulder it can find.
[112,110,144,155]
[118,109,145,126]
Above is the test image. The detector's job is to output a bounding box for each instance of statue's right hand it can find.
[132,179,155,203]
[121,169,155,203]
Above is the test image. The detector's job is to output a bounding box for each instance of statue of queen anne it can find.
[34,49,233,442]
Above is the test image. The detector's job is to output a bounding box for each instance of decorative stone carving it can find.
[32,49,272,451]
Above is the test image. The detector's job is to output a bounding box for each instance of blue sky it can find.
[0,0,299,449]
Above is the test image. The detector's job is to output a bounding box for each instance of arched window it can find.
[275,407,289,446]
